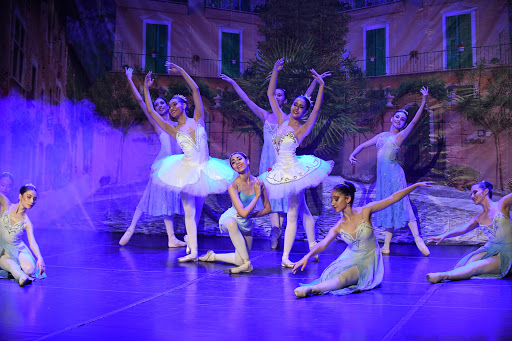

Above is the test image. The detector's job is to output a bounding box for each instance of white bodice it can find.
[176,124,210,165]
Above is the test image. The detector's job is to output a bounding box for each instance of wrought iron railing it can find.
[341,0,400,11]
[110,52,250,78]
[355,44,512,77]
[204,0,265,12]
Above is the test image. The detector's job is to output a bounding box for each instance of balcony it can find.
[341,0,401,11]
[355,44,512,77]
[205,0,265,12]
[110,52,250,78]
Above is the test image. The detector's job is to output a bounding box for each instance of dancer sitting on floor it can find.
[0,172,14,206]
[220,72,330,250]
[427,181,512,283]
[119,67,185,248]
[349,87,431,256]
[143,63,236,262]
[260,58,333,268]
[293,181,432,298]
[199,152,271,273]
[0,185,46,286]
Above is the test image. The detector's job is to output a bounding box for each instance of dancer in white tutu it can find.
[143,63,236,262]
[119,67,185,248]
[260,58,334,267]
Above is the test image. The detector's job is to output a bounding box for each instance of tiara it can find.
[397,109,409,116]
[24,183,37,189]
[302,94,312,103]
[172,94,188,102]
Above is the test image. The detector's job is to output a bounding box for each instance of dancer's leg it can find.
[282,191,302,267]
[164,217,186,248]
[381,231,392,254]
[270,212,283,249]
[408,220,430,256]
[208,219,250,266]
[178,193,199,262]
[119,208,143,246]
[0,254,31,285]
[300,197,316,246]
[294,265,359,298]
[226,234,253,274]
[427,253,501,283]
[18,252,36,276]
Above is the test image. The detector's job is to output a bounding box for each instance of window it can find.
[445,13,473,69]
[144,22,170,73]
[219,30,241,77]
[12,15,26,82]
[207,0,254,12]
[365,27,386,76]
[341,0,400,10]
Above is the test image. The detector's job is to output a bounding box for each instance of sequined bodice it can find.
[338,221,377,252]
[376,133,400,163]
[0,210,26,246]
[176,124,209,164]
[479,212,512,244]
[272,131,299,161]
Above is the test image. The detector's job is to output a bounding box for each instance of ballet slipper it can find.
[178,254,198,263]
[270,227,282,250]
[198,250,216,262]
[168,237,187,248]
[225,261,253,274]
[184,235,191,255]
[281,258,295,268]
[19,276,33,287]
[414,236,430,257]
[119,227,135,246]
[426,273,445,284]
[309,241,319,262]
[294,286,312,298]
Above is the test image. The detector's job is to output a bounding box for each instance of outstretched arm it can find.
[143,72,177,138]
[167,62,204,124]
[267,58,287,127]
[428,217,479,244]
[25,218,45,275]
[296,69,325,143]
[349,133,382,165]
[293,221,341,273]
[125,67,158,130]
[396,86,429,146]
[220,74,269,122]
[304,71,331,98]
[365,182,432,214]
[499,192,512,216]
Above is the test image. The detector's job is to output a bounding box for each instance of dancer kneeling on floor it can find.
[199,152,271,273]
[293,181,431,298]
[427,181,512,283]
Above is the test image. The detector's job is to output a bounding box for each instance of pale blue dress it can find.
[0,208,46,280]
[259,120,287,213]
[455,211,512,278]
[219,191,258,235]
[374,133,416,230]
[137,126,183,216]
[300,220,384,295]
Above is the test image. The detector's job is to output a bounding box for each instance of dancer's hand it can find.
[253,179,262,197]
[349,154,357,165]
[428,234,447,245]
[292,256,309,274]
[145,72,155,87]
[416,181,434,188]
[319,71,332,79]
[310,69,324,85]
[165,61,181,73]
[125,67,133,80]
[219,74,234,84]
[274,58,284,72]
[420,86,429,103]
[36,257,46,275]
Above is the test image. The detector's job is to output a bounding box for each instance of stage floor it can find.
[1,230,511,341]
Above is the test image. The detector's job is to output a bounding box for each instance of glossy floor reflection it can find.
[1,230,511,341]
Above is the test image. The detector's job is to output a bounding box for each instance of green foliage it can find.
[444,165,480,190]
[392,77,449,103]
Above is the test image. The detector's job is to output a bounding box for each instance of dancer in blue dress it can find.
[349,87,430,256]
[427,181,512,283]
[293,181,431,297]
[144,63,237,262]
[220,72,330,249]
[199,152,271,273]
[119,67,185,248]
[260,58,334,267]
[0,185,46,286]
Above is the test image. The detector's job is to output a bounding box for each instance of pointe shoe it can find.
[309,241,319,262]
[294,286,311,298]
[184,235,191,255]
[178,254,198,262]
[168,237,187,248]
[198,250,216,262]
[19,276,33,287]
[281,258,295,268]
[414,236,430,256]
[119,227,135,246]
[426,273,445,284]
[226,261,253,274]
[270,227,282,250]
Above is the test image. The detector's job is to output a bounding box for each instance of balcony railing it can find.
[341,0,400,11]
[355,44,512,77]
[110,52,250,78]
[205,0,265,12]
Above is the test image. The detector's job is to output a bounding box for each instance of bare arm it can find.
[143,72,178,138]
[295,69,325,143]
[304,71,331,98]
[0,194,7,214]
[247,180,271,218]
[125,67,158,130]
[220,74,269,122]
[25,218,45,274]
[499,192,512,216]
[349,133,382,165]
[428,217,480,244]
[167,62,204,124]
[396,86,428,146]
[267,58,287,127]
[228,180,262,219]
[293,220,341,273]
[365,182,432,214]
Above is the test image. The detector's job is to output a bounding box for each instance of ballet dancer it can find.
[349,87,430,256]
[119,67,185,248]
[143,62,236,262]
[260,58,333,267]
[427,181,512,283]
[0,184,46,286]
[293,181,432,297]
[199,152,271,273]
